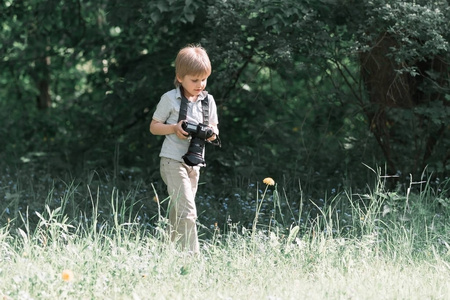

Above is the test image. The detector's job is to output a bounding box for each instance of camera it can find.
[181,121,214,166]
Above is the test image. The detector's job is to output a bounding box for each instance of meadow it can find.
[0,167,449,299]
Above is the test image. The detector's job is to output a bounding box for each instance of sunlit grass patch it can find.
[0,169,449,299]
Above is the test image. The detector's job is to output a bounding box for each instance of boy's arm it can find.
[150,119,188,139]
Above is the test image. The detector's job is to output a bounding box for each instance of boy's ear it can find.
[176,74,183,84]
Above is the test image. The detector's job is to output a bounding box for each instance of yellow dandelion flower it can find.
[263,177,275,186]
[61,269,74,282]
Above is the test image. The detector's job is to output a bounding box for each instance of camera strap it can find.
[178,87,221,147]
[177,87,209,125]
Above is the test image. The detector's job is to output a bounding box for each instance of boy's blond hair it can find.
[174,44,211,87]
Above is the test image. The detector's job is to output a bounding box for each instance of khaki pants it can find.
[160,157,200,253]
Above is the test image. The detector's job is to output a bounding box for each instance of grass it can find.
[0,168,449,299]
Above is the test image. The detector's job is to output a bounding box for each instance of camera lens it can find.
[182,137,206,166]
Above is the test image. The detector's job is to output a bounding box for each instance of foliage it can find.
[357,0,450,174]
[0,0,449,198]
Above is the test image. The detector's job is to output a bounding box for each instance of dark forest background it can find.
[1,0,449,228]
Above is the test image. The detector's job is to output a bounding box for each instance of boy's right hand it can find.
[174,120,189,139]
[150,119,188,139]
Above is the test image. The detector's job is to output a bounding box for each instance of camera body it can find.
[181,121,214,166]
[182,121,214,140]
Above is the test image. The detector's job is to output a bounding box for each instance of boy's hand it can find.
[207,124,218,141]
[174,120,189,139]
[150,119,189,139]
[207,134,217,142]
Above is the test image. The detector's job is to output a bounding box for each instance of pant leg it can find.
[160,157,200,253]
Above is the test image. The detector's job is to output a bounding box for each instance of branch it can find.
[221,55,253,101]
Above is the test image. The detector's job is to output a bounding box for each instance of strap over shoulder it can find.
[201,94,209,126]
[177,87,209,125]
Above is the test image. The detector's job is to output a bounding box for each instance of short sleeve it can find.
[208,94,219,126]
[152,90,179,125]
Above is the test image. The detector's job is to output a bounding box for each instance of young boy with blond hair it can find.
[150,44,219,253]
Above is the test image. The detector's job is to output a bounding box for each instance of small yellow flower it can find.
[61,269,74,282]
[263,177,275,186]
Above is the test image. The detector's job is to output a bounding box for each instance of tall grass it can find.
[0,169,449,299]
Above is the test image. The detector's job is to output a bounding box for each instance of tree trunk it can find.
[35,56,52,110]
[37,79,51,109]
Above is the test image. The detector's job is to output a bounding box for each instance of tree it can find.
[357,1,450,175]
[1,0,448,190]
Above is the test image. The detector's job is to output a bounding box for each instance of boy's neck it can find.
[180,87,198,102]
[185,95,198,102]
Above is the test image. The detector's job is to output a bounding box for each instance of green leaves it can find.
[0,0,449,187]
[149,0,203,24]
[361,1,449,62]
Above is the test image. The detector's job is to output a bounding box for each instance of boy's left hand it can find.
[207,134,217,142]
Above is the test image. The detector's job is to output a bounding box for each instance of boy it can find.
[150,44,219,253]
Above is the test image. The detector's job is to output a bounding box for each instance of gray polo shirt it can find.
[152,87,219,163]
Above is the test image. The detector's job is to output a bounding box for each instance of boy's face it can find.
[177,74,208,98]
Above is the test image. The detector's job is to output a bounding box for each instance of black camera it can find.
[181,121,214,166]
